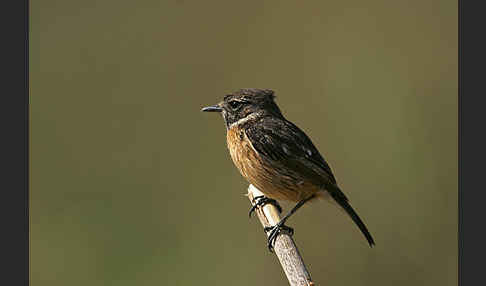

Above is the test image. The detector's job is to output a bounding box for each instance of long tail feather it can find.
[327,184,375,247]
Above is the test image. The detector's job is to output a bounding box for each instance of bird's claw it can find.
[264,224,294,252]
[249,195,282,218]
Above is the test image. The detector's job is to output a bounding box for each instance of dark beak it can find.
[201,104,222,112]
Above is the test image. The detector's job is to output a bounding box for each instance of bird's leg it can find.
[249,195,282,218]
[264,194,316,252]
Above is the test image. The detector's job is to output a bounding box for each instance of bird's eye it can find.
[229,100,242,110]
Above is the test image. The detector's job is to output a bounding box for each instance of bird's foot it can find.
[263,223,294,252]
[249,195,282,218]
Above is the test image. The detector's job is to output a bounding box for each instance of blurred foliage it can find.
[30,0,457,285]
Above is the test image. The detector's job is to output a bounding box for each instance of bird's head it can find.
[202,88,283,129]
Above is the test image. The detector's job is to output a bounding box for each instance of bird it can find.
[202,88,375,251]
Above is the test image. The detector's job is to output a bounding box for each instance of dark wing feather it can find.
[245,117,337,187]
[245,117,375,247]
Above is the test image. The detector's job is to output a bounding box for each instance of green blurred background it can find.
[30,0,457,285]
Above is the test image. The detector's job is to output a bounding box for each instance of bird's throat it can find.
[227,111,264,130]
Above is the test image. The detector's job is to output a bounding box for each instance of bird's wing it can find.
[246,117,375,247]
[245,117,337,187]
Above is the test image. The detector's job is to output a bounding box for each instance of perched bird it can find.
[202,88,375,251]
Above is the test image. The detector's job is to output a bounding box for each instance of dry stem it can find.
[247,184,315,286]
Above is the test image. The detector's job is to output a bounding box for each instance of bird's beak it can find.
[201,104,223,112]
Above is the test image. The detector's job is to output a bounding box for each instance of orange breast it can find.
[226,126,322,202]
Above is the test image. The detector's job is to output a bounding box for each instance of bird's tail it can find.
[326,184,375,247]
